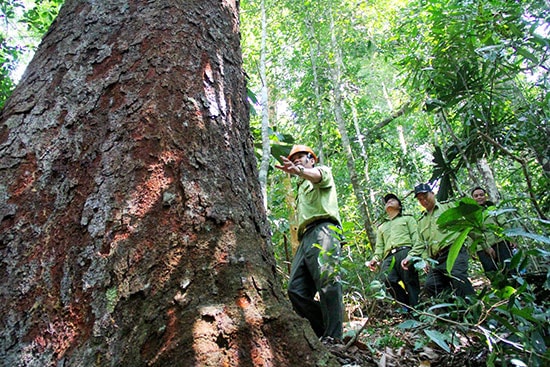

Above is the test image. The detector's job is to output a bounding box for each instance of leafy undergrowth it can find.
[324,309,488,367]
[324,274,549,366]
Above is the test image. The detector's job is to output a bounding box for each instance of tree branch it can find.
[372,101,411,131]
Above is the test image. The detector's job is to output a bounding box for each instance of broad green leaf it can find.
[270,144,292,163]
[504,228,550,245]
[496,286,516,299]
[509,249,523,270]
[397,319,421,329]
[437,198,483,231]
[424,329,450,353]
[509,307,541,323]
[515,47,539,64]
[531,330,547,354]
[446,228,471,275]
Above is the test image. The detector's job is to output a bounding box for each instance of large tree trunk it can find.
[0,1,338,366]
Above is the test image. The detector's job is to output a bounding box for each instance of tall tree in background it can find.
[0,1,338,366]
[257,0,271,210]
[326,6,376,245]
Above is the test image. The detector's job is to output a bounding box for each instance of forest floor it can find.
[325,277,492,367]
[323,313,488,367]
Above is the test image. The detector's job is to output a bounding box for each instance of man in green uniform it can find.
[275,145,343,340]
[366,193,421,308]
[471,187,515,276]
[402,183,474,298]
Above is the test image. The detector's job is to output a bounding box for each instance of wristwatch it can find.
[297,166,305,176]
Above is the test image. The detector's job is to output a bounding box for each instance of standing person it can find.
[471,187,515,276]
[366,193,421,308]
[402,183,475,298]
[275,145,343,340]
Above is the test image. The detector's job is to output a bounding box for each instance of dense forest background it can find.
[1,0,549,366]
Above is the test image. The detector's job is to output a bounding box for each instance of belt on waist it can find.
[387,246,411,257]
[303,218,340,234]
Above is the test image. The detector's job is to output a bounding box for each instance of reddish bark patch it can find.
[9,153,38,197]
[0,124,8,145]
[98,83,126,111]
[87,48,124,82]
[29,302,93,362]
[236,293,251,309]
[57,110,68,125]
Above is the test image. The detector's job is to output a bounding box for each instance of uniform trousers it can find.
[287,221,343,339]
[425,245,475,298]
[477,240,514,274]
[380,247,420,307]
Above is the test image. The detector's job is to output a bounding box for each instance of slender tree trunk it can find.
[476,158,500,204]
[305,19,326,165]
[258,0,271,210]
[351,105,376,238]
[397,125,407,155]
[327,10,376,246]
[0,1,338,366]
[284,175,300,255]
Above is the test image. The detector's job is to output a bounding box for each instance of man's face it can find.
[416,191,435,212]
[290,153,315,168]
[385,198,400,212]
[472,189,487,205]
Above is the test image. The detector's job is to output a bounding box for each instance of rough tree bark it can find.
[0,1,338,366]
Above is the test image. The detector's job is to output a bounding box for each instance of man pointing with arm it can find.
[275,145,344,340]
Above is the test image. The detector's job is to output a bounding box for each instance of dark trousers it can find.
[425,245,475,298]
[477,241,514,274]
[380,248,420,307]
[288,221,343,339]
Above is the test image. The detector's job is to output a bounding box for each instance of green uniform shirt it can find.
[372,215,419,262]
[296,165,341,237]
[417,201,459,258]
